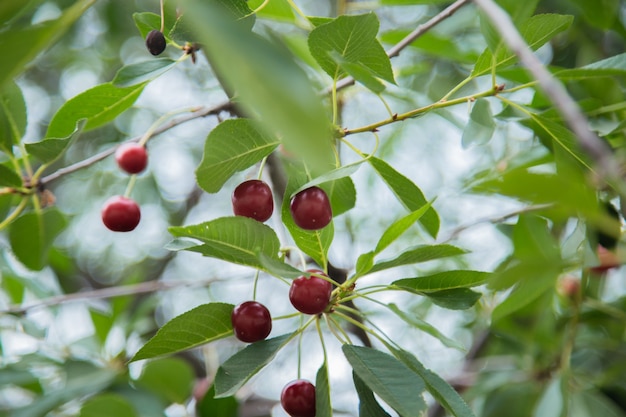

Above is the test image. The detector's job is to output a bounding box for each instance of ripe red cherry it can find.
[281,379,316,417]
[101,196,141,232]
[231,301,272,343]
[289,186,332,230]
[289,270,333,315]
[115,143,148,174]
[146,29,166,56]
[232,180,274,222]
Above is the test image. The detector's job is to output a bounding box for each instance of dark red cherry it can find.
[232,180,274,222]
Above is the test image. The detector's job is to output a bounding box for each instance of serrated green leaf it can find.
[353,372,392,417]
[393,270,490,292]
[195,119,279,193]
[0,164,22,187]
[214,333,293,398]
[308,13,395,84]
[369,156,439,238]
[131,303,234,361]
[135,357,195,404]
[370,244,467,274]
[168,216,281,270]
[374,201,434,254]
[80,393,138,417]
[343,345,427,416]
[387,303,465,350]
[8,208,67,270]
[112,59,177,87]
[462,99,496,148]
[0,81,27,153]
[392,348,476,417]
[423,288,482,310]
[26,119,86,165]
[472,14,574,77]
[316,363,332,417]
[0,0,95,90]
[45,83,145,139]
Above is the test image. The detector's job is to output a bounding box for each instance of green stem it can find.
[252,269,260,300]
[0,198,28,231]
[124,175,137,198]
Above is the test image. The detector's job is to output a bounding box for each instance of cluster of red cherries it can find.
[231,179,334,417]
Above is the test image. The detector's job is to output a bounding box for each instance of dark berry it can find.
[101,196,141,232]
[231,301,272,343]
[146,30,166,56]
[232,180,274,222]
[281,379,316,417]
[289,270,333,315]
[289,186,332,230]
[115,143,148,174]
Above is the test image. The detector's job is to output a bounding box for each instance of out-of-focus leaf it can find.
[423,288,482,310]
[370,244,467,274]
[556,52,626,79]
[131,303,234,361]
[196,385,239,417]
[45,83,145,139]
[353,372,392,417]
[329,51,386,93]
[168,217,281,270]
[0,81,27,153]
[369,156,439,238]
[26,119,86,165]
[380,0,449,4]
[374,201,434,254]
[462,99,496,148]
[491,270,558,321]
[343,345,427,415]
[393,270,490,292]
[0,164,22,187]
[248,0,295,22]
[135,357,195,404]
[315,363,332,417]
[380,30,479,63]
[214,334,293,398]
[8,208,68,271]
[195,119,279,193]
[112,59,178,87]
[291,161,363,197]
[79,393,138,417]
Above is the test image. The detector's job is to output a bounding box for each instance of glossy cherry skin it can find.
[101,196,141,232]
[231,301,272,343]
[232,180,274,222]
[115,143,148,174]
[281,379,316,417]
[146,30,166,56]
[289,270,333,315]
[289,186,332,230]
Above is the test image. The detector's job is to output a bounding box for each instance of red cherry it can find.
[115,143,148,174]
[101,196,141,232]
[289,270,333,315]
[231,301,272,343]
[280,379,316,417]
[232,180,274,222]
[289,186,332,230]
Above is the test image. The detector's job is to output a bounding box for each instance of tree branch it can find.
[472,0,623,187]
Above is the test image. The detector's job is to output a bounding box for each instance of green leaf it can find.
[184,0,335,175]
[0,81,27,153]
[393,270,490,292]
[380,31,478,63]
[291,161,363,197]
[214,333,293,398]
[133,12,162,38]
[0,0,95,90]
[196,385,239,417]
[248,0,296,22]
[370,244,467,274]
[380,0,449,4]
[423,288,482,310]
[387,303,465,350]
[131,303,234,361]
[374,201,434,254]
[343,345,427,416]
[472,14,574,77]
[80,393,138,417]
[0,1,44,25]
[0,164,22,188]
[392,348,476,417]
[168,217,281,270]
[491,270,558,321]
[315,363,332,417]
[324,176,356,217]
[462,99,496,148]
[352,372,392,417]
[112,58,178,87]
[135,357,195,404]
[195,119,279,193]
[8,208,68,270]
[369,156,439,238]
[26,118,86,165]
[355,251,375,277]
[556,52,626,79]
[45,82,145,139]
[257,253,303,279]
[329,51,387,93]
[308,13,395,83]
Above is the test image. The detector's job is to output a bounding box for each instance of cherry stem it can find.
[325,314,352,344]
[0,198,28,232]
[159,0,165,33]
[124,175,137,198]
[252,269,260,300]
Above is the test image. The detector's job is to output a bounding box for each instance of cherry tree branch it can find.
[472,0,622,186]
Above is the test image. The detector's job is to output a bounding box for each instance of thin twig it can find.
[328,0,472,93]
[472,0,622,187]
[1,278,220,315]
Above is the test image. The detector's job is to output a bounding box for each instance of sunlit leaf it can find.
[462,99,496,148]
[131,303,234,361]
